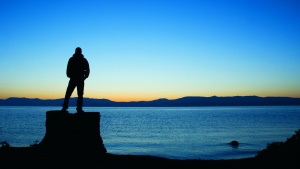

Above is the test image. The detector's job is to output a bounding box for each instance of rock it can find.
[38,110,107,154]
[230,140,239,147]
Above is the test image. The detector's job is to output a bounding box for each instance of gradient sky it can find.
[1,0,300,102]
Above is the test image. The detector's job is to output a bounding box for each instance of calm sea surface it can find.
[1,106,300,160]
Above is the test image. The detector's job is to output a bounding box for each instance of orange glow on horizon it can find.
[1,92,300,101]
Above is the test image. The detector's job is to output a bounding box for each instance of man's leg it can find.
[62,79,76,111]
[76,80,84,112]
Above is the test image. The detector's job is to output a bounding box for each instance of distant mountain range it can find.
[0,96,300,107]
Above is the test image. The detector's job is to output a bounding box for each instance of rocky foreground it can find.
[1,129,299,169]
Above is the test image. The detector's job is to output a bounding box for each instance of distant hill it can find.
[1,96,300,107]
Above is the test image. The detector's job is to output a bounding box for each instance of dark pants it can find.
[62,79,84,111]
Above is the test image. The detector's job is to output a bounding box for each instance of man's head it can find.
[75,47,82,54]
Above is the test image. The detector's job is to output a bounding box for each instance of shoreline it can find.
[0,147,277,169]
[0,148,297,169]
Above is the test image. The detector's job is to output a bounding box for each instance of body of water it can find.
[1,106,300,160]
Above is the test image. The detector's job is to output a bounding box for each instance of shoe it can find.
[77,109,85,113]
[61,108,68,113]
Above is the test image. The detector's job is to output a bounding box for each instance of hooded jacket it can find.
[66,53,90,80]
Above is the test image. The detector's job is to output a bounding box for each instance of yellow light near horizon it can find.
[1,85,300,101]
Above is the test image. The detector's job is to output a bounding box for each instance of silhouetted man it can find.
[62,47,90,113]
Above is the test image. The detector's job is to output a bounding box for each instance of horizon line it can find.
[2,95,300,102]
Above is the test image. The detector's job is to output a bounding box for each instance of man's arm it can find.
[84,59,90,79]
[66,59,71,78]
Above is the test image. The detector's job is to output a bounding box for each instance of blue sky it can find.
[0,0,299,101]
